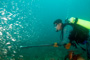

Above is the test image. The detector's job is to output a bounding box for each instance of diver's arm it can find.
[60,25,73,45]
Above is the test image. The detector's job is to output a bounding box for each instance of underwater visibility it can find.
[0,0,90,60]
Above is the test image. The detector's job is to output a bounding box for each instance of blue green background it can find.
[0,0,90,60]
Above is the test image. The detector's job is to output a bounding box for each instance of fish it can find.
[67,51,85,60]
[68,51,74,60]
[73,55,85,60]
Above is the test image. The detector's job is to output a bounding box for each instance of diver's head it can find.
[53,19,62,32]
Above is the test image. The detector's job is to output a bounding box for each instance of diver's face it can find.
[55,23,62,32]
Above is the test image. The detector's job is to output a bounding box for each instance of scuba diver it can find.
[53,17,90,59]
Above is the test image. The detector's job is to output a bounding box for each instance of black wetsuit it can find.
[62,23,89,45]
[62,23,90,59]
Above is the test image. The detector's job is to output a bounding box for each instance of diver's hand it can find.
[64,43,71,49]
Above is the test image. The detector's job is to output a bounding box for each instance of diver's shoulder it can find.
[64,25,73,31]
[65,25,73,28]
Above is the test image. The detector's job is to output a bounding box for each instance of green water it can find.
[0,0,90,60]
